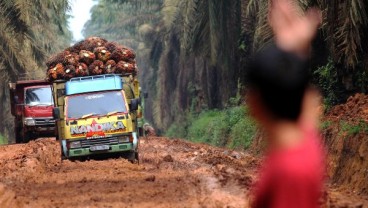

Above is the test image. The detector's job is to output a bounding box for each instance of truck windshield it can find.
[66,91,127,119]
[25,87,53,106]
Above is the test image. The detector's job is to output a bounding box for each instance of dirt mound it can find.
[326,93,368,123]
[0,184,21,208]
[322,93,368,196]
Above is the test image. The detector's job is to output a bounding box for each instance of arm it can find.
[268,0,321,59]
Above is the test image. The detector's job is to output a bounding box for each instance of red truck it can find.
[9,80,55,143]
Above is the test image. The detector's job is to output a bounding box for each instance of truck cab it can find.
[9,80,55,143]
[52,74,140,161]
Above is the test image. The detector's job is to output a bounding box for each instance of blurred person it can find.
[246,0,325,207]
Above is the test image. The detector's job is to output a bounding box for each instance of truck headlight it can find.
[24,117,36,126]
[69,141,81,149]
[118,136,130,143]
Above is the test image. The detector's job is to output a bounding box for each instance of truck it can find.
[52,73,143,161]
[9,80,55,143]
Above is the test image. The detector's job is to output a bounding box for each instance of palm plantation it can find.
[0,0,367,144]
[83,0,368,140]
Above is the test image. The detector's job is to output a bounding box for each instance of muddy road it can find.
[0,137,366,207]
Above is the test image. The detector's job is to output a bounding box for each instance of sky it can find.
[68,0,98,41]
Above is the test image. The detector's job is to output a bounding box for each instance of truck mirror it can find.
[53,107,60,120]
[130,99,139,111]
[144,92,148,99]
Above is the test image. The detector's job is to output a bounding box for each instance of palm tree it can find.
[245,0,368,100]
[0,0,72,142]
[84,0,368,133]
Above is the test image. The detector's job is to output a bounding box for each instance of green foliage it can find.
[313,59,339,109]
[0,134,8,145]
[320,120,332,131]
[355,68,368,93]
[165,123,188,139]
[340,120,368,136]
[166,104,257,150]
[228,112,257,149]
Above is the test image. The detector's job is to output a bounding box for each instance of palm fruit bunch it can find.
[45,36,138,81]
[94,47,111,62]
[104,60,116,74]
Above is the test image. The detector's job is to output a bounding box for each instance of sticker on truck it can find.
[70,121,126,136]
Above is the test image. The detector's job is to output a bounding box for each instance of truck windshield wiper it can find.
[80,113,99,119]
[106,111,124,116]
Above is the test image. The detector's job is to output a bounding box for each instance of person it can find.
[246,0,325,207]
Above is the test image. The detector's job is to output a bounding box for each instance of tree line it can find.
[83,0,368,134]
[0,0,366,140]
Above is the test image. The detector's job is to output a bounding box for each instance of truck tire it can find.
[138,127,144,137]
[61,148,67,161]
[15,127,23,144]
[123,150,138,164]
[135,151,140,165]
[22,132,31,143]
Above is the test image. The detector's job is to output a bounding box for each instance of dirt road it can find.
[0,137,366,207]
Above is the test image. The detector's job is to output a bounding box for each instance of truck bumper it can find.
[35,126,55,132]
[68,143,134,158]
[25,126,55,134]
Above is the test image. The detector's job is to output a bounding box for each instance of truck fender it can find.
[132,132,138,150]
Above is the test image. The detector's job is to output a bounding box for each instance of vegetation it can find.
[339,120,368,137]
[0,0,366,148]
[82,0,368,150]
[0,134,7,145]
[0,0,72,142]
[313,59,341,109]
[166,106,257,150]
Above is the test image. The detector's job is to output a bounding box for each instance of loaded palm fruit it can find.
[47,63,65,81]
[75,63,89,77]
[94,47,111,63]
[46,51,70,68]
[115,61,136,73]
[105,42,118,53]
[46,36,139,81]
[63,53,79,66]
[66,40,84,53]
[83,37,108,51]
[111,47,136,62]
[104,60,116,74]
[79,50,96,65]
[89,60,104,75]
[64,65,76,80]
[47,68,57,81]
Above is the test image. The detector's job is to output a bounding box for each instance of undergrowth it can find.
[166,105,257,150]
[339,120,368,136]
[0,134,8,145]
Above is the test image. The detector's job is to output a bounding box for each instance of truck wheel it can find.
[15,130,23,144]
[135,151,140,165]
[60,144,67,161]
[138,127,144,137]
[22,132,31,143]
[124,150,137,164]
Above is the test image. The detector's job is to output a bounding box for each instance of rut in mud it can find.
[0,136,367,207]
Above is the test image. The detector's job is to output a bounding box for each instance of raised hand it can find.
[268,0,322,58]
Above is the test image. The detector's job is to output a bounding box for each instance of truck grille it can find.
[34,118,55,126]
[80,137,119,148]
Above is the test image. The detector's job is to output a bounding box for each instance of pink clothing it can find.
[253,127,324,208]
